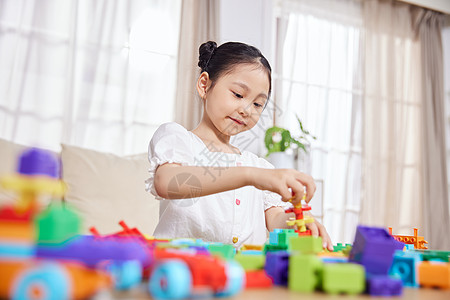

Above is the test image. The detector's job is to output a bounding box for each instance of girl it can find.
[146,41,332,250]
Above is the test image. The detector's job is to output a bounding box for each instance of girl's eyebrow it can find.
[232,82,268,100]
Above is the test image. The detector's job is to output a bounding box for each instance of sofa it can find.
[0,138,159,236]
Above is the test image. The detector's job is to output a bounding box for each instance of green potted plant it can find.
[265,115,316,170]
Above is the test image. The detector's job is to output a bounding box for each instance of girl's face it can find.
[201,64,270,137]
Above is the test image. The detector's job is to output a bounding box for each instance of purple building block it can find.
[36,235,151,268]
[349,225,404,275]
[366,275,403,296]
[18,147,60,178]
[265,251,289,286]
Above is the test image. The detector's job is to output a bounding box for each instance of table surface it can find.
[112,285,450,300]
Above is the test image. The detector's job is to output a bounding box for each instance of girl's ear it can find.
[196,72,210,99]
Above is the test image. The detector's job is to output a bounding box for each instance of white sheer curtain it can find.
[274,0,364,243]
[361,0,424,236]
[0,0,181,155]
[362,0,450,250]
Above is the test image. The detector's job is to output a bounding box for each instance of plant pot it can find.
[267,151,296,169]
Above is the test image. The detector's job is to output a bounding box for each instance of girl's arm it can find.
[265,206,334,251]
[154,163,316,205]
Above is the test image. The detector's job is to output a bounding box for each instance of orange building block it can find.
[418,261,450,289]
[0,260,112,299]
[388,227,428,250]
[0,221,34,240]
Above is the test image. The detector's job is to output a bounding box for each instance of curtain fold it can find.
[361,0,450,249]
[174,0,219,130]
[412,8,450,250]
[361,0,423,236]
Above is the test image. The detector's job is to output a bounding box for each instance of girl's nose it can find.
[239,104,250,116]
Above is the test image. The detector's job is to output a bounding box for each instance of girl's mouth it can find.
[229,117,245,126]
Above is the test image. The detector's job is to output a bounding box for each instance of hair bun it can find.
[198,41,217,71]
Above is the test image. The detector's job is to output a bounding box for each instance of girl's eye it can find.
[233,92,243,99]
[254,103,263,108]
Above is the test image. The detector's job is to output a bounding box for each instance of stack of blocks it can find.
[349,225,404,296]
[263,229,365,295]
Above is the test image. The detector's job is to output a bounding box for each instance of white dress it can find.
[145,122,288,248]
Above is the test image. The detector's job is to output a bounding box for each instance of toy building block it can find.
[234,253,265,271]
[290,236,323,254]
[278,229,298,249]
[0,205,34,240]
[208,243,235,259]
[333,243,352,252]
[349,225,404,275]
[265,251,289,286]
[35,203,81,244]
[269,229,284,245]
[36,235,151,269]
[241,244,263,251]
[389,250,421,287]
[418,261,450,289]
[388,227,428,250]
[0,260,112,300]
[263,243,287,253]
[1,148,65,212]
[412,249,450,262]
[321,263,365,294]
[285,202,314,235]
[366,275,403,296]
[244,270,273,288]
[288,254,323,293]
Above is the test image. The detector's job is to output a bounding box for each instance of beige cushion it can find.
[61,144,159,235]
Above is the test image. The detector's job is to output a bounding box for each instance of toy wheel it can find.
[11,262,70,300]
[148,259,191,299]
[215,260,245,297]
[105,260,142,290]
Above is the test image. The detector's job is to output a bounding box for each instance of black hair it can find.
[198,41,272,98]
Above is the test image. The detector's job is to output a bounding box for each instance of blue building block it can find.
[265,251,289,286]
[389,250,421,287]
[269,229,284,245]
[404,244,415,251]
[349,225,404,275]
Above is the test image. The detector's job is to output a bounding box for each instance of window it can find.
[273,0,363,243]
[0,0,181,155]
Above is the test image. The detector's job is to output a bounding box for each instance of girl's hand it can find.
[251,168,316,206]
[304,211,334,251]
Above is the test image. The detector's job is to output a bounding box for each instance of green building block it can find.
[412,249,450,262]
[289,254,323,292]
[333,243,352,252]
[35,202,81,244]
[321,263,365,294]
[208,243,235,259]
[263,243,288,253]
[289,236,323,254]
[234,253,265,270]
[277,229,298,248]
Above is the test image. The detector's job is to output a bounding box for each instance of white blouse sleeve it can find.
[258,157,292,211]
[145,122,195,200]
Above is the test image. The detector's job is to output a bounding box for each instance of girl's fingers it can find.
[288,180,305,205]
[317,221,333,251]
[306,222,319,237]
